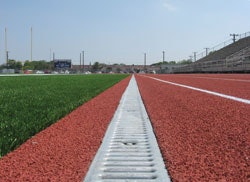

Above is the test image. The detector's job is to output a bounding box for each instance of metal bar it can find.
[83,75,171,182]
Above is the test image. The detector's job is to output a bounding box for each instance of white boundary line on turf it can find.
[143,75,250,105]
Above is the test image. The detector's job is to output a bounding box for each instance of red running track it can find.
[148,74,250,100]
[0,76,131,181]
[0,74,249,181]
[135,74,250,181]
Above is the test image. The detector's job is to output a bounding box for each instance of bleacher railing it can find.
[195,31,250,61]
[172,31,250,73]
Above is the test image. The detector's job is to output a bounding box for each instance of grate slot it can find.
[108,146,151,150]
[103,167,156,173]
[101,173,158,180]
[103,163,155,167]
[108,149,152,153]
[104,158,154,162]
[83,75,171,182]
[105,154,153,157]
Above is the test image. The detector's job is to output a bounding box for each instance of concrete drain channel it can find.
[84,75,171,182]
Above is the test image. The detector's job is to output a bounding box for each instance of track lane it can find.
[0,76,131,181]
[147,74,250,100]
[144,75,250,104]
[135,74,250,181]
[187,74,250,80]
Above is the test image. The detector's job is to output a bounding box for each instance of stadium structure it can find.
[173,31,250,73]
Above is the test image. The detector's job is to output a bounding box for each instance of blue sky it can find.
[0,0,250,65]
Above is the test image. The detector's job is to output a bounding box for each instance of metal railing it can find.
[172,56,250,73]
[195,31,250,61]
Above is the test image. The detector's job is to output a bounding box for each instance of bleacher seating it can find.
[173,33,250,73]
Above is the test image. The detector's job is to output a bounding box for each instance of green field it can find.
[0,74,128,157]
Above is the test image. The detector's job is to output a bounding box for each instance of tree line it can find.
[151,59,193,66]
[1,59,193,71]
[0,60,54,70]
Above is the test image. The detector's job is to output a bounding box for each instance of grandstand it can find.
[173,32,250,73]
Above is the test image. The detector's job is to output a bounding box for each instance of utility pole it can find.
[82,51,84,73]
[80,53,82,73]
[144,53,146,71]
[162,51,165,63]
[5,27,8,65]
[6,51,9,67]
[230,33,239,43]
[50,49,52,62]
[193,52,197,62]
[189,56,193,61]
[53,52,55,61]
[204,48,209,56]
[30,27,33,62]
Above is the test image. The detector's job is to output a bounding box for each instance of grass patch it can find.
[0,74,128,157]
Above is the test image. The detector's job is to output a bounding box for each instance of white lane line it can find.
[144,75,250,105]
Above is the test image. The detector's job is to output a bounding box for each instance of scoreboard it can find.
[54,59,72,69]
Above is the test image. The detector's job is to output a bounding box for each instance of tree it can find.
[151,61,169,66]
[16,61,23,70]
[116,67,122,73]
[24,61,34,70]
[33,60,49,70]
[0,60,54,71]
[169,61,176,64]
[92,62,100,72]
[179,59,192,64]
[208,51,216,55]
[7,59,16,69]
[106,66,112,73]
[5,59,22,70]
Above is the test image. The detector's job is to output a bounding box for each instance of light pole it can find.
[30,27,33,62]
[50,48,52,62]
[53,52,55,61]
[82,51,84,73]
[6,51,9,68]
[230,33,239,43]
[5,27,8,65]
[189,56,193,61]
[144,53,146,71]
[204,48,209,56]
[80,53,82,73]
[162,51,165,63]
[21,61,24,74]
[193,52,197,62]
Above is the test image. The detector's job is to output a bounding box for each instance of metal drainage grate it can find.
[83,75,171,182]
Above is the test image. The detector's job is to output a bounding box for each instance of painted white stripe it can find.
[144,75,250,105]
